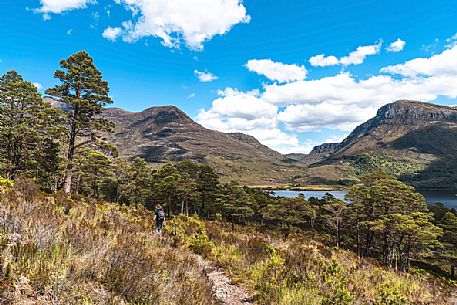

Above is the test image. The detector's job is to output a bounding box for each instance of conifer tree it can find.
[0,71,64,189]
[437,212,457,278]
[46,51,113,194]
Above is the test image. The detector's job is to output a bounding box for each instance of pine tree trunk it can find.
[63,170,72,195]
[383,233,389,266]
[451,265,455,278]
[356,223,361,257]
[63,104,78,195]
[336,220,341,248]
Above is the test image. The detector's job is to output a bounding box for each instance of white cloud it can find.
[102,27,122,41]
[33,82,43,90]
[446,33,457,47]
[245,59,307,83]
[67,29,73,35]
[187,93,196,99]
[308,42,382,68]
[35,0,95,18]
[324,135,348,144]
[309,54,339,67]
[194,70,218,82]
[340,42,382,66]
[109,0,250,50]
[381,45,457,77]
[387,39,406,52]
[199,45,457,153]
[196,88,300,153]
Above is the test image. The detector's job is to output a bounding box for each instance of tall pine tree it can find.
[46,51,113,194]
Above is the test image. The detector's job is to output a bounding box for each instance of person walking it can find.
[154,204,165,235]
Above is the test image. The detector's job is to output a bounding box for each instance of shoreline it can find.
[250,185,346,191]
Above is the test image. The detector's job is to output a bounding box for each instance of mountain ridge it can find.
[303,100,457,190]
[99,103,302,185]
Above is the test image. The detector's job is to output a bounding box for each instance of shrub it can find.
[188,232,214,256]
[0,193,215,304]
[13,176,39,202]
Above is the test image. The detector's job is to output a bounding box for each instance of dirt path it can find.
[196,256,253,305]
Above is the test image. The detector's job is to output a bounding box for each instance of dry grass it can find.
[0,187,215,305]
[202,221,456,305]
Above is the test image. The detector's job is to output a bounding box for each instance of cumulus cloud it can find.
[309,54,339,67]
[107,0,250,50]
[381,44,457,77]
[199,45,457,153]
[102,27,122,41]
[194,70,218,82]
[196,88,301,153]
[387,39,406,52]
[35,0,95,19]
[245,59,307,83]
[340,42,382,66]
[308,42,382,67]
[33,82,43,90]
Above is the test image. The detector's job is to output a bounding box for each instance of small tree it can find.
[219,181,255,230]
[73,147,116,199]
[116,157,154,207]
[322,199,348,248]
[437,212,457,278]
[46,51,113,194]
[262,198,310,236]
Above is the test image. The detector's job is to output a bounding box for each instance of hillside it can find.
[100,105,303,185]
[301,100,457,190]
[1,182,455,304]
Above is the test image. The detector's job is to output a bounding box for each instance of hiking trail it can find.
[196,256,253,305]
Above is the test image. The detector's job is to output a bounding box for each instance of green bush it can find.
[188,232,214,256]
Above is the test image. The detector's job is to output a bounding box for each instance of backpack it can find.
[156,210,165,221]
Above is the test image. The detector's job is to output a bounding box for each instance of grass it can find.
[197,221,456,305]
[1,182,456,304]
[0,185,215,304]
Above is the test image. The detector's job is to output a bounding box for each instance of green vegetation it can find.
[0,181,214,304]
[347,154,424,178]
[1,51,456,304]
[169,218,454,304]
[46,50,114,195]
[0,71,64,191]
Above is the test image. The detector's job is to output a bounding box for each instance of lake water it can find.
[272,190,457,210]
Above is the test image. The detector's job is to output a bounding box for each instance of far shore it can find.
[250,185,346,191]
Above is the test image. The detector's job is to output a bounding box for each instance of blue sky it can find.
[1,1,457,153]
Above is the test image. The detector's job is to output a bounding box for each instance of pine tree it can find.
[219,181,255,229]
[322,199,348,248]
[261,197,310,236]
[117,157,154,207]
[0,71,64,189]
[73,147,116,199]
[437,212,457,278]
[46,51,113,194]
[196,164,219,217]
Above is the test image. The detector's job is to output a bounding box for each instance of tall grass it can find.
[0,184,215,304]
[202,221,456,305]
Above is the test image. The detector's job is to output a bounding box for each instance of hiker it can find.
[154,204,165,235]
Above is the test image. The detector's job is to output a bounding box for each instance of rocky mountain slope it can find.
[303,100,457,190]
[100,105,302,185]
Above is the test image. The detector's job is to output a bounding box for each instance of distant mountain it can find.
[46,95,457,189]
[304,100,457,190]
[100,105,302,185]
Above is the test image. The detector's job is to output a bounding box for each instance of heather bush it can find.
[0,188,216,304]
[199,221,456,304]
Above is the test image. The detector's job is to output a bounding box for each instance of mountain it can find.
[303,100,457,190]
[100,105,302,185]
